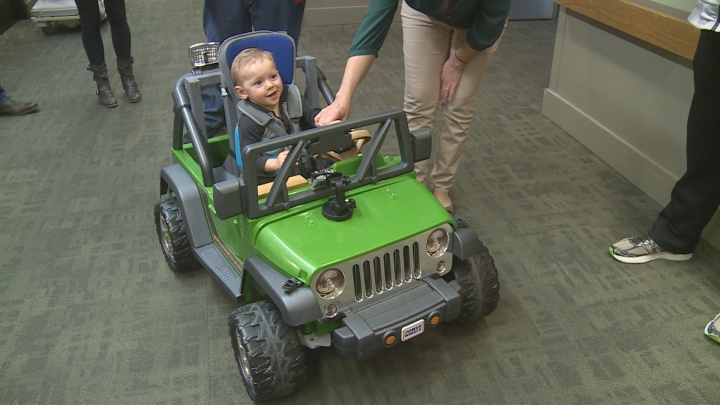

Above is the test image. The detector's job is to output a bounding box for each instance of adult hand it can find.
[315,98,351,126]
[439,53,465,103]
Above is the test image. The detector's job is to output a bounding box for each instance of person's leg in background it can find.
[0,83,39,116]
[401,2,503,213]
[648,29,720,255]
[104,0,141,103]
[604,29,720,342]
[75,0,118,107]
[401,4,448,189]
[430,28,502,208]
[249,0,306,46]
[651,30,720,345]
[201,0,249,135]
[610,30,720,264]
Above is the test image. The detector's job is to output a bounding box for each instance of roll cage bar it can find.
[170,69,430,221]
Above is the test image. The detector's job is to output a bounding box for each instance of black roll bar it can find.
[172,74,215,187]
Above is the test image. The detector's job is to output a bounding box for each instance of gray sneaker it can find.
[705,312,720,344]
[609,232,692,264]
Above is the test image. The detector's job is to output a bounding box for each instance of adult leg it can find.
[201,0,249,132]
[104,0,141,102]
[203,0,249,44]
[649,29,720,253]
[430,26,503,194]
[0,83,39,116]
[104,0,131,60]
[401,2,450,185]
[76,0,117,107]
[249,0,305,46]
[75,0,105,65]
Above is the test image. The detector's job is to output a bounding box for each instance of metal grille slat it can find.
[413,242,420,278]
[353,264,362,301]
[363,260,373,298]
[383,253,393,290]
[403,246,411,281]
[353,243,423,302]
[373,257,382,293]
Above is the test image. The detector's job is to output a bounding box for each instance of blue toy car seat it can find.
[218,31,298,167]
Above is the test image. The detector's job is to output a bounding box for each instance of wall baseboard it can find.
[542,88,720,251]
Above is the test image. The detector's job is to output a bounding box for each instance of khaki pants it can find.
[401,1,504,192]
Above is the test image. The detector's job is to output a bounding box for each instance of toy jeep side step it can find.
[192,244,244,302]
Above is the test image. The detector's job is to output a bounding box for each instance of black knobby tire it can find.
[154,197,198,272]
[229,300,307,401]
[446,241,500,323]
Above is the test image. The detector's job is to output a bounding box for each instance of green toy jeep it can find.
[154,33,499,402]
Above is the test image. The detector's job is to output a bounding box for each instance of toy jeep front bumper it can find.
[332,277,461,360]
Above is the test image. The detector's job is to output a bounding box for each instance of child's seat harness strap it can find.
[233,85,312,175]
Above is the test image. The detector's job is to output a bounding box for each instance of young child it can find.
[231,48,320,184]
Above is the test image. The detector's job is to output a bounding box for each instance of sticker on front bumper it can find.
[401,319,425,341]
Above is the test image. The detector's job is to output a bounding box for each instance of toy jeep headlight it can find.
[188,42,219,68]
[316,268,344,298]
[426,228,449,257]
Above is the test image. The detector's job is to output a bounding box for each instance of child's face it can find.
[234,57,283,112]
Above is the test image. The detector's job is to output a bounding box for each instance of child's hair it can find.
[231,48,276,86]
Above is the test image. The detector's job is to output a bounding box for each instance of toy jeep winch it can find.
[154,32,499,402]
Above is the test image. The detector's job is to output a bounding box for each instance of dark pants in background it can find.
[650,29,720,253]
[75,0,131,65]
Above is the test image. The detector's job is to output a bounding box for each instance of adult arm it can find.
[315,0,399,126]
[314,54,376,125]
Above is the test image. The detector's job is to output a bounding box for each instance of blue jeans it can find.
[201,0,306,130]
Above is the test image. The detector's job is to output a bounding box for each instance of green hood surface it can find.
[253,177,453,282]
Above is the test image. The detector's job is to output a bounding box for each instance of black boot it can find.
[87,63,118,108]
[117,57,142,103]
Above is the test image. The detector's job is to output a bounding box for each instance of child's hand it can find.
[266,151,289,171]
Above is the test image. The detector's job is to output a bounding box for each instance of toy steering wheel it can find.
[320,130,372,162]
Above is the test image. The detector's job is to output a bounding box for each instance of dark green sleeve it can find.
[348,0,399,57]
[467,0,511,52]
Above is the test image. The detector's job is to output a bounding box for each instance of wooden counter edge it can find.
[554,0,700,61]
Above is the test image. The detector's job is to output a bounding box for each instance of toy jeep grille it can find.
[352,243,421,302]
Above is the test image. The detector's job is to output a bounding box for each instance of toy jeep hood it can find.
[253,174,454,281]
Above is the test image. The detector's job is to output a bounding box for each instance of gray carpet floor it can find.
[1,1,719,404]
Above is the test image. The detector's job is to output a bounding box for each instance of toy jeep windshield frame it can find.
[217,110,431,220]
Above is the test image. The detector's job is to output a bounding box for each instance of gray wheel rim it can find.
[234,328,254,385]
[159,216,173,255]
